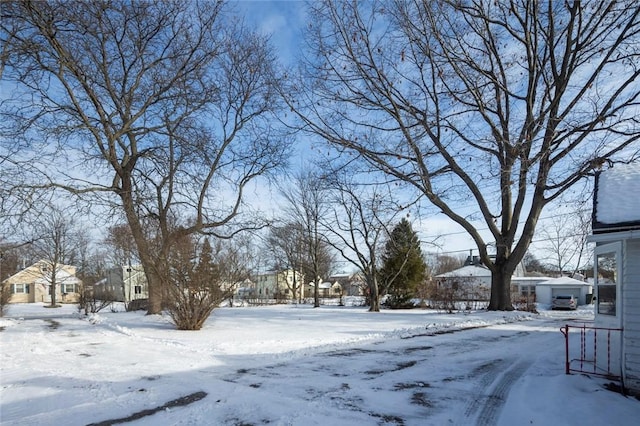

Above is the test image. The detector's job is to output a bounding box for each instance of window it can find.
[61,284,77,293]
[134,285,142,294]
[12,284,30,294]
[520,286,535,297]
[594,243,621,318]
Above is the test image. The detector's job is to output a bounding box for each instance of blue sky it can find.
[233,0,307,66]
[231,1,503,260]
[230,1,594,267]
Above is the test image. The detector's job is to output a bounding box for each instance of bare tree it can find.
[537,208,591,277]
[266,222,307,302]
[323,175,398,312]
[288,1,640,310]
[1,1,289,314]
[280,171,333,307]
[103,224,139,268]
[427,254,467,277]
[26,206,83,307]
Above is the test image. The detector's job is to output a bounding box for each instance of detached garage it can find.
[534,277,593,306]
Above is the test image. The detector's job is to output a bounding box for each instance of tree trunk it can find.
[487,256,516,311]
[368,274,380,312]
[313,278,320,308]
[145,261,166,314]
[119,177,164,314]
[49,282,57,307]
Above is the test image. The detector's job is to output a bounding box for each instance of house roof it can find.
[435,265,492,278]
[3,260,78,284]
[537,277,591,287]
[593,163,640,233]
[309,282,333,289]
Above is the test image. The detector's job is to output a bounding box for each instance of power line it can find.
[417,208,590,240]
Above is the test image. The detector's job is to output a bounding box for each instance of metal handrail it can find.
[560,323,623,380]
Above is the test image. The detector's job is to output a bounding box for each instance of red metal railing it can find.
[560,323,623,380]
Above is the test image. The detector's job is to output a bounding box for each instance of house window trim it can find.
[594,242,622,324]
[61,283,77,294]
[12,283,30,294]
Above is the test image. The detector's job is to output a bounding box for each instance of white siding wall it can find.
[623,239,640,394]
[535,286,552,304]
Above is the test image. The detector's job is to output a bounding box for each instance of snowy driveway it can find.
[2,304,639,425]
[211,319,567,425]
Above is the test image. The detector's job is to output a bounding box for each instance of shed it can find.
[588,163,640,395]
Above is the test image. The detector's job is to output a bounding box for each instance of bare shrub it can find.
[166,285,230,331]
[126,299,148,312]
[429,282,458,313]
[164,237,236,331]
[78,286,115,315]
[429,278,490,313]
[513,294,538,313]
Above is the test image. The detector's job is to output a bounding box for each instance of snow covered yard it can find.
[1,303,639,425]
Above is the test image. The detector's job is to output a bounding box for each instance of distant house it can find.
[1,260,81,304]
[434,256,504,301]
[436,256,555,303]
[587,163,640,395]
[95,265,148,302]
[329,273,365,296]
[234,278,257,299]
[254,269,304,301]
[435,263,492,301]
[306,281,343,298]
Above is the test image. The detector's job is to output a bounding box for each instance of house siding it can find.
[623,239,640,394]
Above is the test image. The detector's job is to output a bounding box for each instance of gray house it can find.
[588,163,640,395]
[97,264,148,302]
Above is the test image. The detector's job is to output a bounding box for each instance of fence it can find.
[560,323,623,382]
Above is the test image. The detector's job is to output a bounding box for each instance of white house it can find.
[434,263,492,302]
[588,163,640,396]
[435,255,530,301]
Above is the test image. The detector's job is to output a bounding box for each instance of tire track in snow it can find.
[463,358,511,418]
[464,359,531,425]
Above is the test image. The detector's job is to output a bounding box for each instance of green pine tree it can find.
[378,218,426,309]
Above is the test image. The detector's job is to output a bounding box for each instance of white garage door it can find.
[551,287,582,303]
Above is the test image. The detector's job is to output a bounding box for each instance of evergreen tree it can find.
[378,218,426,309]
[195,238,217,284]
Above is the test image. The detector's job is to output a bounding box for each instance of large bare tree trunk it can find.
[488,268,514,311]
[368,274,380,312]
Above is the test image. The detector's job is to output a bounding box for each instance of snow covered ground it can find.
[1,302,639,425]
